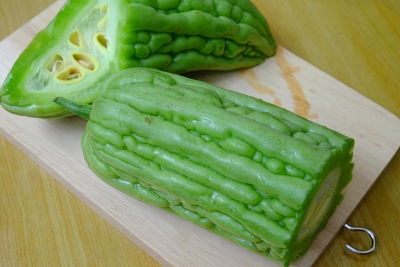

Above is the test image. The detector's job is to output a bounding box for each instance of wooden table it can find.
[1,1,399,266]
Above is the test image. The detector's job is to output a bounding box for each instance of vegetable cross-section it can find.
[0,0,276,117]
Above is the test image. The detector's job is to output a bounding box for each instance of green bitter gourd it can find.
[0,0,275,118]
[56,68,354,266]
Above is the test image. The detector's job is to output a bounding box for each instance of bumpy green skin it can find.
[60,68,354,266]
[0,0,275,118]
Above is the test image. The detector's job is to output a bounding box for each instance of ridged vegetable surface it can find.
[56,68,354,266]
[0,0,275,118]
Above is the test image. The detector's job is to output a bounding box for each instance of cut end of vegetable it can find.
[49,1,109,85]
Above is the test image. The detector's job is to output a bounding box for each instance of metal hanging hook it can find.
[343,223,377,255]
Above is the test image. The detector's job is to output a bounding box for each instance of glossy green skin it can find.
[0,0,276,118]
[60,68,354,266]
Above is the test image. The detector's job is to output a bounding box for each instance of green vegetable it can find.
[55,68,354,266]
[0,0,275,118]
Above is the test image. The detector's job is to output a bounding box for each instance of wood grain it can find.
[0,137,159,267]
[0,0,55,39]
[1,1,399,267]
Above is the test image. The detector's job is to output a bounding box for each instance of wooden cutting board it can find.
[0,1,399,266]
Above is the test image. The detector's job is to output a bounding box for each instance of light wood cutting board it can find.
[0,1,399,266]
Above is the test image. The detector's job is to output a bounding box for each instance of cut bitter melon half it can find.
[0,0,276,118]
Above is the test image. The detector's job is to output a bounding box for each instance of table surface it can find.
[1,1,399,266]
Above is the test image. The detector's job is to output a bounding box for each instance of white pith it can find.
[26,0,116,92]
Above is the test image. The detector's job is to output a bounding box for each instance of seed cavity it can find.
[96,33,108,49]
[46,54,64,72]
[57,67,83,82]
[72,53,96,71]
[69,31,82,47]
